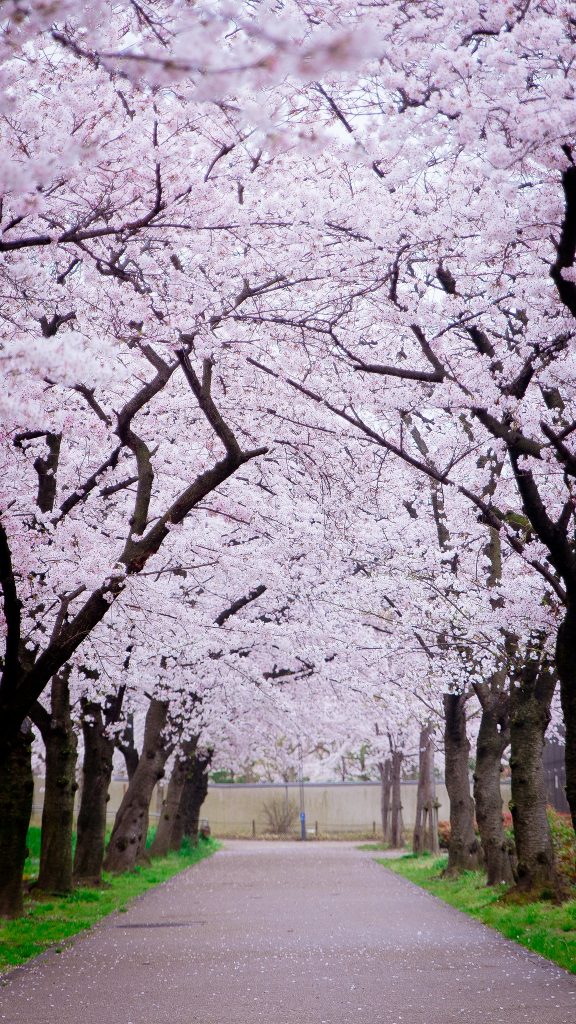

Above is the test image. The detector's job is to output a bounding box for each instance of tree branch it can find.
[57,446,122,521]
[472,408,542,459]
[177,351,242,460]
[550,152,576,317]
[508,450,576,587]
[1,402,267,742]
[215,585,267,627]
[0,163,165,253]
[122,443,267,572]
[349,324,446,383]
[540,420,576,478]
[14,431,61,513]
[72,384,112,426]
[248,357,568,601]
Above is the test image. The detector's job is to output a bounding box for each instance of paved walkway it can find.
[1,841,575,1024]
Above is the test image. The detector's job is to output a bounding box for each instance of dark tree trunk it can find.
[115,713,139,782]
[413,724,440,855]
[73,702,115,885]
[180,750,212,845]
[378,759,391,843]
[557,604,576,834]
[104,699,171,873]
[509,656,560,896]
[0,722,34,918]
[33,671,78,895]
[149,737,197,857]
[389,749,404,849]
[443,693,482,875]
[473,694,514,886]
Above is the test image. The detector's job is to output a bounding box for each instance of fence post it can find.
[373,821,376,835]
[252,819,256,838]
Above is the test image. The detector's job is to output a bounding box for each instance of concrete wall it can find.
[31,776,513,837]
[200,780,512,836]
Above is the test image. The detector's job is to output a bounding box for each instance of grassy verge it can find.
[381,853,576,974]
[0,829,220,974]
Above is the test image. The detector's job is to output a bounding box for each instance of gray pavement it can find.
[1,840,575,1024]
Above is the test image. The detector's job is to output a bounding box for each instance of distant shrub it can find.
[262,797,299,835]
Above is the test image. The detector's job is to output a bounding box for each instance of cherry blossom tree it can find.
[3,0,576,918]
[238,0,576,855]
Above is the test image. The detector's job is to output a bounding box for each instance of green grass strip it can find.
[0,831,220,974]
[380,853,576,974]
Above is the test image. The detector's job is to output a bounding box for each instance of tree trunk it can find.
[509,656,560,896]
[443,693,482,875]
[104,699,171,873]
[378,759,391,843]
[473,695,514,885]
[180,750,212,844]
[389,749,404,849]
[115,712,139,781]
[557,604,576,834]
[149,737,197,857]
[0,722,34,918]
[73,702,115,885]
[413,724,439,855]
[34,671,78,895]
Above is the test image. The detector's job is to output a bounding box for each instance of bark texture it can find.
[104,698,171,873]
[413,724,440,855]
[443,693,482,875]
[180,750,212,844]
[509,657,559,895]
[473,691,514,885]
[378,759,391,843]
[149,737,198,857]
[115,713,139,782]
[0,722,34,918]
[33,671,78,895]
[389,749,404,849]
[73,701,116,885]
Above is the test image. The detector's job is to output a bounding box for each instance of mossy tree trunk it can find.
[443,692,482,875]
[473,685,514,886]
[413,724,439,855]
[378,758,391,843]
[32,670,78,895]
[73,699,118,885]
[104,698,172,873]
[509,652,560,896]
[389,749,404,849]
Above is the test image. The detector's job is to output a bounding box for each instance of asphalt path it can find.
[1,840,575,1024]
